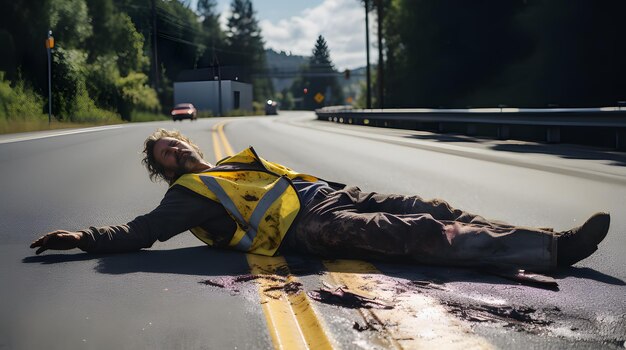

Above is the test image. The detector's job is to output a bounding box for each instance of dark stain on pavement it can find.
[307,285,394,309]
[443,300,555,333]
[200,274,303,297]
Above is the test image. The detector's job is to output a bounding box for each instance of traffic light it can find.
[344,69,351,80]
[303,88,308,94]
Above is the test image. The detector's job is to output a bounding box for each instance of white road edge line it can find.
[0,125,125,144]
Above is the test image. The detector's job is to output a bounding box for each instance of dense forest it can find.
[381,0,626,108]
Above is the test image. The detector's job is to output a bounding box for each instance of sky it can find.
[195,0,375,70]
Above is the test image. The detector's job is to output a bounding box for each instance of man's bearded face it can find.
[153,137,203,180]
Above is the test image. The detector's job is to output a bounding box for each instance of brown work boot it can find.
[557,212,610,267]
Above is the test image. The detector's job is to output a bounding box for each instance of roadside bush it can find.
[51,48,121,123]
[224,108,258,117]
[130,111,169,122]
[0,72,46,121]
[252,101,265,114]
[51,48,87,119]
[70,81,121,124]
[116,72,161,120]
[196,110,214,118]
[85,55,120,112]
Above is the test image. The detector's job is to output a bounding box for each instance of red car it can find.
[171,103,197,121]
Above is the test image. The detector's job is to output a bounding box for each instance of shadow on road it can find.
[403,132,626,167]
[491,143,626,167]
[553,266,626,286]
[406,133,482,143]
[22,249,625,289]
[22,246,251,277]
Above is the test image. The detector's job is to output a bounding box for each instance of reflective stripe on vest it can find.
[200,175,291,251]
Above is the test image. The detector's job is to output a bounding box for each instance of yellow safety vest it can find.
[172,146,319,256]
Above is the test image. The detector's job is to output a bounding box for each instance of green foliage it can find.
[85,55,121,111]
[50,0,93,47]
[114,13,149,75]
[0,30,16,80]
[277,89,295,110]
[196,0,225,68]
[224,0,273,101]
[224,105,262,117]
[50,48,122,123]
[0,73,46,121]
[355,69,377,109]
[155,1,204,88]
[290,35,344,110]
[195,110,214,119]
[0,0,281,130]
[70,82,121,123]
[51,48,89,119]
[130,111,169,122]
[116,72,161,119]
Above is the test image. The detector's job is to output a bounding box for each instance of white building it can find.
[173,68,253,115]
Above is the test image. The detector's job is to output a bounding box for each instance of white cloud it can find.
[258,0,375,70]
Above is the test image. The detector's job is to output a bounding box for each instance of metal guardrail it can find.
[315,106,626,150]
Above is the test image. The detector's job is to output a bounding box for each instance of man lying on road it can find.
[30,129,611,272]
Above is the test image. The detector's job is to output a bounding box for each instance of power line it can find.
[157,32,206,49]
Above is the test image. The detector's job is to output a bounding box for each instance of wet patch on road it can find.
[200,274,304,298]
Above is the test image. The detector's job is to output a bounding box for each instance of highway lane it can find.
[223,112,626,348]
[1,112,625,349]
[0,120,272,349]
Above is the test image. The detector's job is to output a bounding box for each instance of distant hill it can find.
[265,48,368,105]
[265,49,309,93]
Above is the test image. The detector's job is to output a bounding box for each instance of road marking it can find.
[211,123,224,160]
[323,260,494,349]
[217,122,235,156]
[0,125,124,144]
[211,121,236,162]
[212,121,334,350]
[248,255,334,350]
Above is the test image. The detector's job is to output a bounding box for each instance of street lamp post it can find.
[46,30,54,125]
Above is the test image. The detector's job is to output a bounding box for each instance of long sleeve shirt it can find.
[78,179,336,254]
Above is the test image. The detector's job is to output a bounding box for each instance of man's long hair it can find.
[141,128,205,184]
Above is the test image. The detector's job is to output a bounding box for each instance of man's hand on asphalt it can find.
[30,230,83,255]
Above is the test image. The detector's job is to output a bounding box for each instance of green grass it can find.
[0,117,123,134]
[130,111,170,122]
[0,111,176,135]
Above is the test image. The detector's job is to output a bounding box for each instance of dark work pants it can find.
[285,187,557,271]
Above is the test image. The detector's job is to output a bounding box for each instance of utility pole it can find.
[364,0,372,109]
[151,0,159,91]
[46,30,54,125]
[213,53,222,117]
[376,0,384,109]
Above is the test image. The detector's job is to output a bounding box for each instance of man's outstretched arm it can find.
[29,186,231,254]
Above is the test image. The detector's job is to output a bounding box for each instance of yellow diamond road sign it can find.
[314,92,324,104]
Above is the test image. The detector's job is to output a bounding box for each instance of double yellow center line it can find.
[211,120,335,350]
[211,121,235,161]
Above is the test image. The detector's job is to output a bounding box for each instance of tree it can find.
[292,35,344,110]
[223,0,273,101]
[196,0,225,67]
[383,0,529,108]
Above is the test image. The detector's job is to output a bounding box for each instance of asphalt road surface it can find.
[1,111,624,349]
